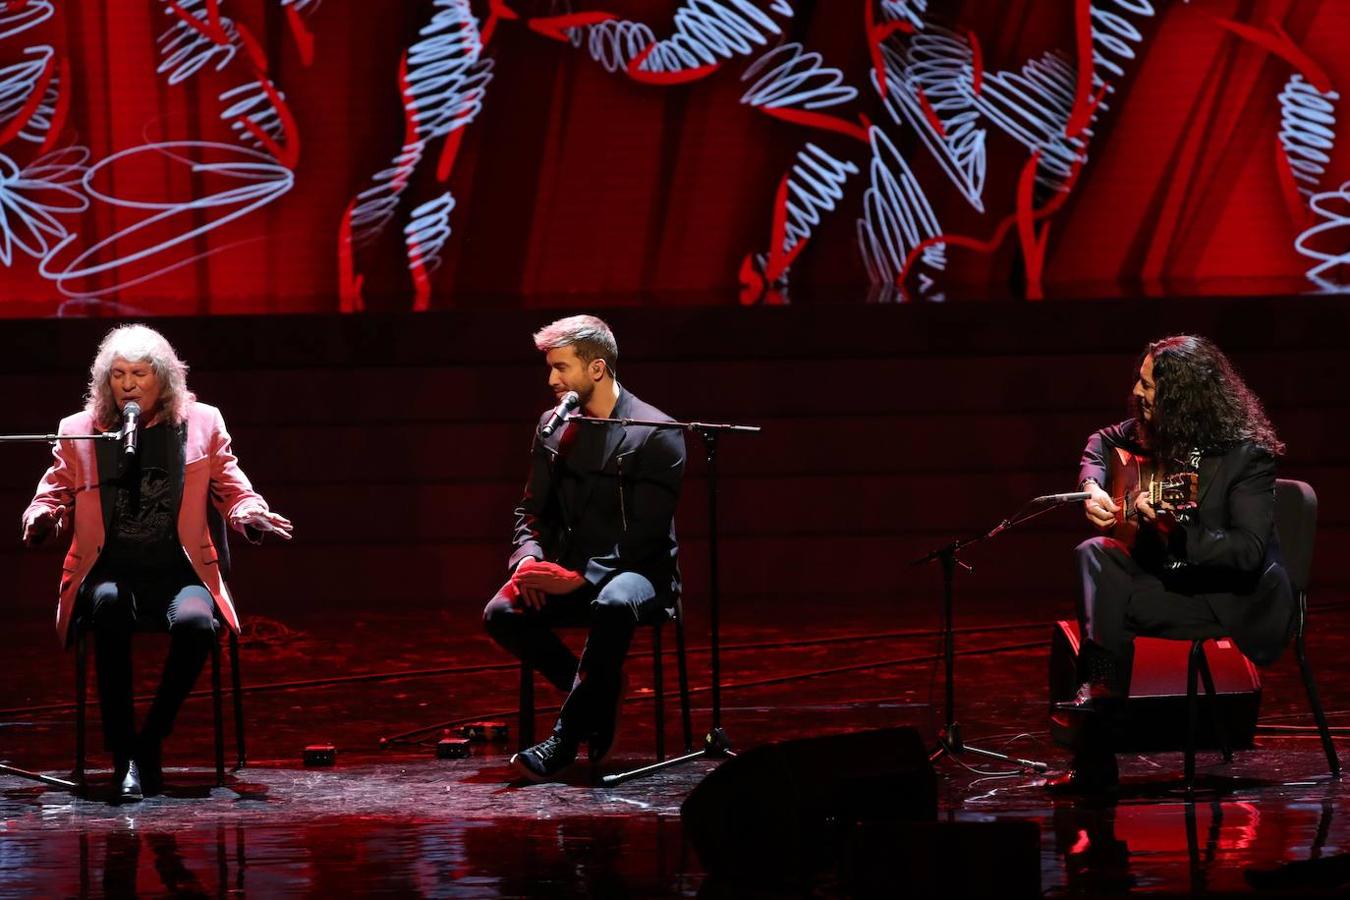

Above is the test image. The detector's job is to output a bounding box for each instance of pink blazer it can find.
[23,401,269,644]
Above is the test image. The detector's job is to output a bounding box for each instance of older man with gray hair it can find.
[22,324,291,803]
[484,314,686,783]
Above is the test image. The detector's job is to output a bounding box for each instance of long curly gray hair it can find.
[85,325,194,428]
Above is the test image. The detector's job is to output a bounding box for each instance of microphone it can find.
[540,391,580,438]
[120,401,142,458]
[1034,491,1093,504]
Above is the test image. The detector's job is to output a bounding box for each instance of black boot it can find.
[1048,707,1121,795]
[1046,747,1120,795]
[511,734,579,783]
[1057,640,1129,715]
[1049,642,1126,795]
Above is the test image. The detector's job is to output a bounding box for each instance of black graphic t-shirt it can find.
[100,422,186,572]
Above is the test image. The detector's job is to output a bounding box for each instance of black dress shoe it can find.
[136,739,164,796]
[511,735,578,783]
[1045,755,1119,795]
[1055,681,1122,715]
[114,760,145,804]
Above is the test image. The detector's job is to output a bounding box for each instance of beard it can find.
[1132,396,1157,450]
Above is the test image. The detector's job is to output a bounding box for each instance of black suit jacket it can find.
[1079,419,1294,665]
[510,387,685,600]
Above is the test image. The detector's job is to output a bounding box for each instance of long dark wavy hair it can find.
[1135,335,1285,463]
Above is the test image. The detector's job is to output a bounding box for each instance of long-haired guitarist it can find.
[1048,335,1294,794]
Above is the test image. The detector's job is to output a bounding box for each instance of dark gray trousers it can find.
[82,569,217,760]
[483,571,665,742]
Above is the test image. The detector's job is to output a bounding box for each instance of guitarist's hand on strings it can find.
[1135,492,1177,532]
[1083,482,1119,531]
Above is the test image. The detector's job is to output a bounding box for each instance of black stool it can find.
[518,599,693,762]
[74,621,246,788]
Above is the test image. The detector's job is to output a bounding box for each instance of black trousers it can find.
[1076,536,1227,696]
[483,572,666,743]
[80,564,217,761]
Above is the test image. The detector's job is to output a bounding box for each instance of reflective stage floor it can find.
[4,596,1350,897]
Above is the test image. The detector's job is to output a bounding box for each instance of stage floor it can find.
[3,594,1350,897]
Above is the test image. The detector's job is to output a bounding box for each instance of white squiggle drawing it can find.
[740,42,857,111]
[405,191,455,273]
[39,141,294,297]
[1089,0,1154,87]
[856,125,945,289]
[880,0,928,30]
[963,0,1156,191]
[350,141,426,246]
[156,0,240,86]
[0,45,54,137]
[1295,181,1350,292]
[0,46,60,146]
[636,0,791,74]
[777,143,859,258]
[405,0,493,142]
[348,0,490,249]
[1279,74,1339,198]
[874,31,986,211]
[0,146,89,266]
[963,50,1086,191]
[220,80,287,147]
[16,67,59,145]
[569,19,656,73]
[0,0,54,41]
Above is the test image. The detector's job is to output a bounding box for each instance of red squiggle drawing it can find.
[865,0,915,102]
[894,153,1085,299]
[529,11,619,42]
[0,46,55,148]
[283,4,314,66]
[338,198,365,313]
[480,0,518,47]
[1212,16,1332,95]
[626,43,720,84]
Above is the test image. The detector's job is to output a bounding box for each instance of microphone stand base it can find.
[928,723,1047,774]
[599,727,736,787]
[0,761,81,792]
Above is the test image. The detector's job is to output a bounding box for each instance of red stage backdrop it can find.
[0,0,1346,316]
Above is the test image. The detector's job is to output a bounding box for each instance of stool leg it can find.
[229,630,246,771]
[1185,641,1202,789]
[1295,628,1342,777]
[1195,647,1231,762]
[211,637,225,786]
[674,601,693,753]
[75,631,87,788]
[519,660,535,751]
[653,625,665,762]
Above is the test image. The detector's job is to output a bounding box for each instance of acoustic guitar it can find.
[1106,446,1199,547]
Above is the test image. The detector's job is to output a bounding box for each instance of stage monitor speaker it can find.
[680,727,936,885]
[1049,620,1262,751]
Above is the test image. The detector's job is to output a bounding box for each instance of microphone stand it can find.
[1,429,119,794]
[0,432,119,443]
[565,415,761,787]
[911,494,1078,775]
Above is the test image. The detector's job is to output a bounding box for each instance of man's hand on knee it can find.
[513,559,585,600]
[506,579,548,611]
